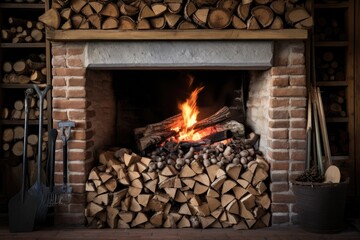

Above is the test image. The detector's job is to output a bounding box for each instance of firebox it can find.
[51,40,307,227]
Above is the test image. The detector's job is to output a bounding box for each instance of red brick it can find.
[290,109,306,118]
[72,130,94,140]
[290,129,306,140]
[271,162,289,171]
[68,141,88,149]
[272,193,295,203]
[290,76,306,86]
[52,88,66,97]
[52,77,66,86]
[271,66,306,76]
[52,55,66,67]
[271,203,289,213]
[290,54,305,65]
[67,48,84,55]
[53,68,86,77]
[269,129,288,139]
[268,140,289,149]
[290,140,306,149]
[53,99,87,109]
[67,58,84,68]
[68,110,86,120]
[270,98,289,108]
[272,214,289,224]
[269,120,289,128]
[271,87,307,97]
[268,150,289,161]
[272,76,289,86]
[271,171,288,182]
[69,204,85,214]
[70,185,86,194]
[68,77,86,87]
[290,119,306,130]
[68,151,91,161]
[290,151,306,161]
[67,89,86,98]
[269,109,289,119]
[69,174,86,184]
[290,98,307,107]
[71,193,86,204]
[52,110,68,120]
[291,162,306,171]
[68,162,86,172]
[270,182,289,192]
[52,47,66,56]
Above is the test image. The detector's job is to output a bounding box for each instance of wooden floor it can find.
[0,225,359,240]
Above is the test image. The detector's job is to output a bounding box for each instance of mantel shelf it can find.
[46,29,308,41]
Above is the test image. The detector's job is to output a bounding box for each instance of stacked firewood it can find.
[1,17,45,43]
[321,89,346,118]
[316,50,345,82]
[2,53,47,85]
[39,0,313,30]
[85,134,271,229]
[2,127,48,166]
[1,94,48,121]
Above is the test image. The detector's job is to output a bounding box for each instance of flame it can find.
[173,86,204,141]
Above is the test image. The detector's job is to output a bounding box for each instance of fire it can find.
[173,86,204,141]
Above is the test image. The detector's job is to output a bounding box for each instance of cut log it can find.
[232,15,247,29]
[285,7,311,26]
[270,0,286,15]
[89,1,104,13]
[269,15,284,29]
[184,0,197,21]
[88,14,102,29]
[71,0,87,13]
[247,16,260,29]
[150,17,166,29]
[251,6,274,28]
[100,2,120,18]
[137,19,151,30]
[131,212,148,227]
[193,8,209,28]
[2,128,14,142]
[237,3,251,21]
[208,8,232,29]
[102,17,119,29]
[150,211,163,227]
[119,16,136,30]
[38,8,61,29]
[138,4,156,20]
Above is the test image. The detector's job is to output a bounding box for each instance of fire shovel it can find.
[59,121,75,202]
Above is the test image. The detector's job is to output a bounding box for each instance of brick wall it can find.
[51,41,307,226]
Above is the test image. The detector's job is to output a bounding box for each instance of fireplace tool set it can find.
[8,84,75,232]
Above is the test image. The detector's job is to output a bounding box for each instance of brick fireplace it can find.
[51,39,307,226]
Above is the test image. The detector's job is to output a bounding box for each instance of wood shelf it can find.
[0,119,48,125]
[46,29,309,41]
[0,3,45,9]
[0,42,46,48]
[0,83,47,89]
[316,81,348,86]
[325,117,349,123]
[315,41,348,47]
[314,2,349,9]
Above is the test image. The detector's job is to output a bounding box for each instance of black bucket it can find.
[292,178,349,233]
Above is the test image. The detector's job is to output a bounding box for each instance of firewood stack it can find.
[2,54,47,85]
[1,17,45,43]
[39,0,313,30]
[85,133,271,229]
[2,127,48,167]
[0,94,48,121]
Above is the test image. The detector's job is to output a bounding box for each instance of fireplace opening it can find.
[111,70,249,151]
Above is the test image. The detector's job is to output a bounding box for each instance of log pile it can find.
[0,94,48,121]
[315,50,345,82]
[2,53,47,85]
[321,89,346,118]
[85,133,271,229]
[1,17,45,43]
[39,0,313,30]
[2,126,48,167]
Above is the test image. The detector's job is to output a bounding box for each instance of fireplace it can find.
[51,40,307,226]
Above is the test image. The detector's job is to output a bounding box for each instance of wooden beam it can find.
[46,29,308,41]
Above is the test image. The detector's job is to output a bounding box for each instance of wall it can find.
[51,40,307,225]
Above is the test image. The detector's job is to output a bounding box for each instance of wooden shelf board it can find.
[46,29,309,41]
[325,117,349,123]
[0,3,45,9]
[0,42,46,48]
[315,41,348,47]
[0,119,47,125]
[316,81,348,86]
[0,83,46,89]
[314,2,349,9]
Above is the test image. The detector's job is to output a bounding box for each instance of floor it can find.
[0,225,359,240]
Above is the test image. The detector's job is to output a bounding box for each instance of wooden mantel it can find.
[46,29,308,41]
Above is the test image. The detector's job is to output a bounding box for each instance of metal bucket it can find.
[292,178,349,233]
